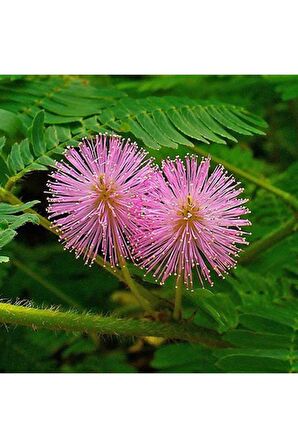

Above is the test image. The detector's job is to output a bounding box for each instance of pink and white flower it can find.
[47,134,156,268]
[132,155,251,290]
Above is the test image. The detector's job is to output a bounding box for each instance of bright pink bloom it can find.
[47,135,155,268]
[132,155,251,290]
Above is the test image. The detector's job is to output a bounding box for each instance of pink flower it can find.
[132,155,251,290]
[47,134,155,268]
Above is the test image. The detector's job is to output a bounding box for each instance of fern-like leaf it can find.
[0,77,126,127]
[100,96,267,149]
[0,78,267,186]
[1,112,79,185]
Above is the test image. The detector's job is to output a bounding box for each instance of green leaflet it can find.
[151,343,218,372]
[190,289,238,334]
[215,349,296,373]
[152,109,194,146]
[30,110,46,157]
[210,269,298,373]
[0,137,9,185]
[2,119,74,183]
[0,108,23,137]
[223,330,297,349]
[45,126,59,149]
[0,201,39,262]
[137,112,178,149]
[0,228,16,249]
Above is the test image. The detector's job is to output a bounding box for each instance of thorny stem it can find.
[193,146,298,211]
[0,302,228,348]
[239,216,297,264]
[173,275,183,321]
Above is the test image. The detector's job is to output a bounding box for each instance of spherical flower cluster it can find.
[47,134,156,268]
[132,155,251,290]
[47,134,251,290]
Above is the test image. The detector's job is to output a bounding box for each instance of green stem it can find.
[11,257,82,309]
[193,146,298,211]
[0,302,227,348]
[119,257,154,314]
[5,175,22,192]
[173,275,183,320]
[239,216,297,264]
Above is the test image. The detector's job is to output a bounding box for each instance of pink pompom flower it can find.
[132,155,251,290]
[47,134,156,268]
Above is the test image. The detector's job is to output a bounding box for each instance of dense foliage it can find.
[0,75,297,373]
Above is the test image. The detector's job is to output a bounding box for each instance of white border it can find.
[0,374,297,447]
[1,0,298,74]
[1,1,297,446]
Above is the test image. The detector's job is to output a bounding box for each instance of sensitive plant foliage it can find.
[133,155,251,290]
[0,75,297,374]
[47,134,156,268]
[0,200,40,263]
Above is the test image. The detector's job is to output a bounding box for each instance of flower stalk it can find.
[173,275,183,321]
[119,256,154,314]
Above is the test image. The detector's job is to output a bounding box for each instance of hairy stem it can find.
[12,257,82,309]
[0,302,227,348]
[173,276,183,321]
[193,146,298,211]
[239,216,297,264]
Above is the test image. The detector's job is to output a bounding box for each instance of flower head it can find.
[132,155,251,290]
[47,134,155,268]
